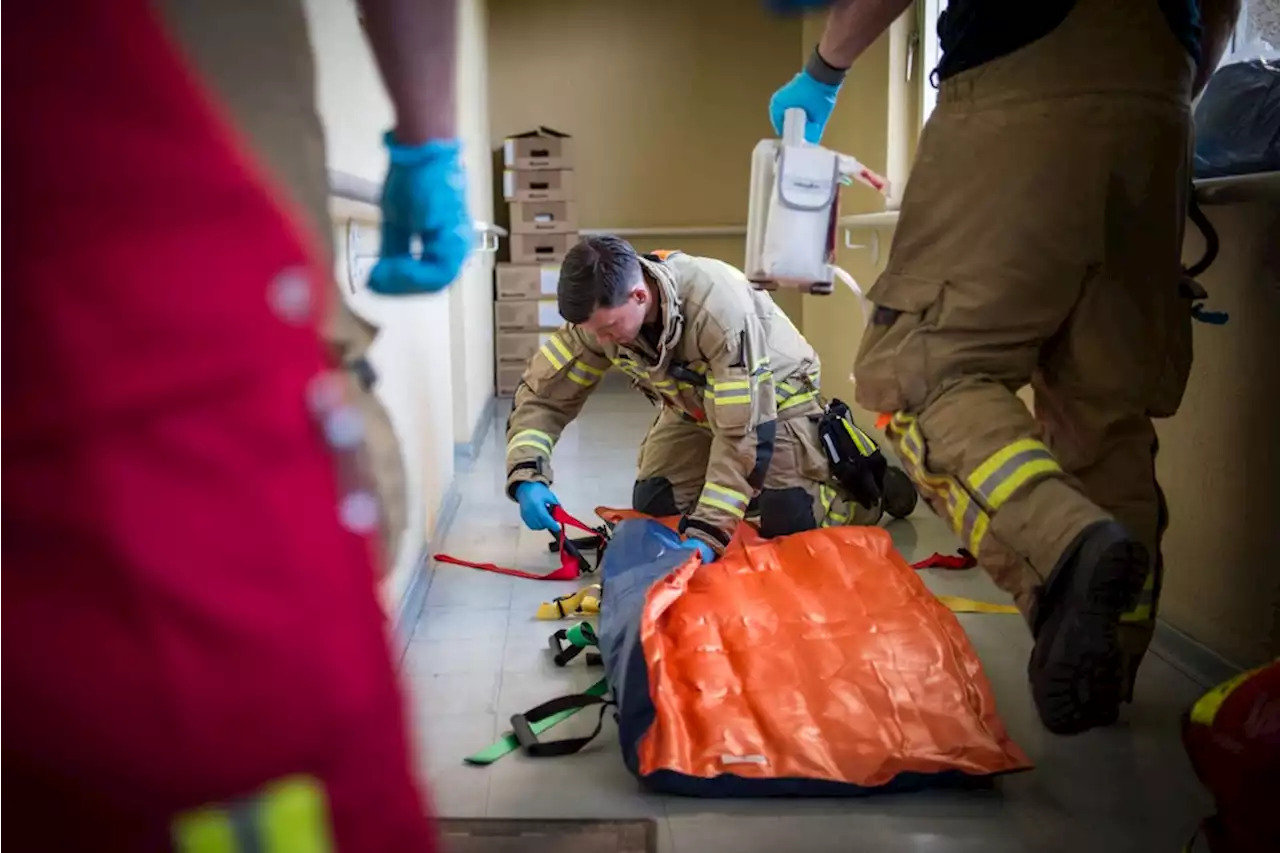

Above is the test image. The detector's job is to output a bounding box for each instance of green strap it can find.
[463,678,608,766]
[565,621,597,648]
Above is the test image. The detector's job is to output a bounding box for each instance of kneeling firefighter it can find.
[504,235,913,561]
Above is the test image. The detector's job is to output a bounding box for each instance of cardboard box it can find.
[496,263,560,300]
[494,299,565,333]
[509,232,578,265]
[503,169,575,202]
[496,362,526,396]
[502,127,574,170]
[507,201,578,234]
[495,330,550,365]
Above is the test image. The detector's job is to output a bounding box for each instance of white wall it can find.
[304,0,463,609]
[451,0,497,446]
[303,0,393,182]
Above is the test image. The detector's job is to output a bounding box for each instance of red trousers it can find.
[1,3,436,850]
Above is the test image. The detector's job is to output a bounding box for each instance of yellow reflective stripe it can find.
[1120,569,1157,623]
[539,342,566,371]
[566,362,603,388]
[890,412,992,558]
[711,378,752,406]
[539,334,576,372]
[777,391,817,412]
[967,438,1061,511]
[699,483,749,518]
[843,421,876,456]
[548,334,574,362]
[258,776,333,853]
[1189,665,1270,727]
[174,776,332,853]
[172,807,238,853]
[819,487,849,527]
[507,429,554,457]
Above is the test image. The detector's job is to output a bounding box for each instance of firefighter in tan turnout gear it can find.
[505,236,862,561]
[768,0,1242,735]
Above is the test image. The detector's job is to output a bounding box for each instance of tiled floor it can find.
[405,388,1212,853]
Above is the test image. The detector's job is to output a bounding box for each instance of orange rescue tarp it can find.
[596,507,1032,787]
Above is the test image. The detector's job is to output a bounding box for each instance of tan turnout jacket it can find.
[505,251,821,551]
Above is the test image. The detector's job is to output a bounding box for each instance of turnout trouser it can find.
[159,0,409,573]
[632,404,877,537]
[853,0,1194,693]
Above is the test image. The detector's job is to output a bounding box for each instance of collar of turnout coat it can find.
[633,255,684,369]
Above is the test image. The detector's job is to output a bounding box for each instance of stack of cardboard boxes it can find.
[494,127,580,395]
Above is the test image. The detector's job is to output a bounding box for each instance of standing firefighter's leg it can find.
[633,408,712,517]
[852,0,1192,734]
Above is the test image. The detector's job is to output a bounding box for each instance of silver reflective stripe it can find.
[966,439,1060,511]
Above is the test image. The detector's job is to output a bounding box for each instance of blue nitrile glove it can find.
[515,482,562,533]
[369,133,474,296]
[769,70,842,144]
[680,538,718,565]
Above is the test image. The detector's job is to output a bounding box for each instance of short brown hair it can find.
[557,235,642,324]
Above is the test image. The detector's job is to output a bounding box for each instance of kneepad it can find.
[758,487,817,539]
[632,477,681,517]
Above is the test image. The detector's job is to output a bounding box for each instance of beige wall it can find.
[487,0,802,272]
[304,0,393,182]
[451,0,498,444]
[304,0,465,609]
[796,10,915,427]
[1157,200,1280,666]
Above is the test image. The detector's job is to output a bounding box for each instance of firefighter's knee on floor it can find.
[758,487,817,539]
[632,477,681,517]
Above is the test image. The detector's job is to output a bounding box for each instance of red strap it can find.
[911,550,977,570]
[434,506,605,581]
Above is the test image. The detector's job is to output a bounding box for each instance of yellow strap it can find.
[535,585,602,620]
[936,595,1020,615]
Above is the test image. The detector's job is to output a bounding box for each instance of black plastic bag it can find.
[1193,56,1280,179]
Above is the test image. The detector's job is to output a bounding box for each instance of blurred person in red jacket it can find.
[1182,661,1280,853]
[1,0,469,849]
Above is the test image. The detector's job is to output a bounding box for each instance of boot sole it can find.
[1029,528,1148,735]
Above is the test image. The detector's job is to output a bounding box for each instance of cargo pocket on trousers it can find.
[1148,290,1194,419]
[854,272,946,414]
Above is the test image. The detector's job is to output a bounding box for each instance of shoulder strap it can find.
[510,691,615,758]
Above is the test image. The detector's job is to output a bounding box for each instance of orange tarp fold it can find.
[593,508,1031,787]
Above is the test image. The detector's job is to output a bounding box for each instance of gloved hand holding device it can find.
[768,47,847,144]
[369,133,474,295]
[515,482,562,534]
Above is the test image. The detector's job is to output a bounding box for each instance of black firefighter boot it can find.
[1028,521,1149,735]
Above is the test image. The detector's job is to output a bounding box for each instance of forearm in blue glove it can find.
[768,47,847,144]
[515,482,562,533]
[370,133,474,296]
